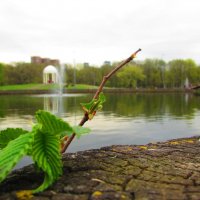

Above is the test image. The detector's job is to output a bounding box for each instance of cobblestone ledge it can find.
[1,136,200,200]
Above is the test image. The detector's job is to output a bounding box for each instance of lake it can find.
[1,93,200,168]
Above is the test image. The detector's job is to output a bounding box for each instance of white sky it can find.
[0,0,200,65]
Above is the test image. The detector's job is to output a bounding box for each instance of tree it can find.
[166,59,199,88]
[64,65,77,86]
[3,63,45,85]
[100,63,120,87]
[184,59,199,85]
[141,59,166,88]
[117,65,145,88]
[0,63,6,85]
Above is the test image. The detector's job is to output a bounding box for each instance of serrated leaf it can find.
[72,126,91,138]
[32,129,62,193]
[0,128,28,149]
[35,110,74,138]
[0,132,34,183]
[80,92,106,120]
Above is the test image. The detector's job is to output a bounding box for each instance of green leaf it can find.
[0,132,34,183]
[99,92,106,104]
[80,99,96,113]
[35,110,74,138]
[0,128,28,149]
[32,129,62,193]
[80,92,106,120]
[72,126,91,138]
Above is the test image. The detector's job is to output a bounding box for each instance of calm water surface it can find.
[0,93,200,168]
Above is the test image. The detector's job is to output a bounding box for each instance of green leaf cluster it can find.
[0,110,90,194]
[0,128,28,149]
[81,92,106,119]
[0,132,34,183]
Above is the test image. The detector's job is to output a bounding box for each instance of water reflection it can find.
[103,93,200,120]
[44,96,59,114]
[0,93,200,153]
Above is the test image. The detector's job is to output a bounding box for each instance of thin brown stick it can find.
[61,113,88,153]
[61,48,141,153]
[93,48,141,99]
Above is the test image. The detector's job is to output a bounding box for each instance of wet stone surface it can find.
[1,136,200,200]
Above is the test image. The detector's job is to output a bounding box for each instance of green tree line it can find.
[0,58,200,88]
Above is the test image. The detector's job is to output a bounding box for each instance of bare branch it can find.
[61,113,88,153]
[93,48,141,99]
[61,48,142,153]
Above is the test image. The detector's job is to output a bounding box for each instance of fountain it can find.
[36,63,82,116]
[56,63,66,116]
[184,77,189,89]
[58,63,66,95]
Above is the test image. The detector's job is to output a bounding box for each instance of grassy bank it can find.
[0,83,193,94]
[0,83,53,90]
[0,83,99,91]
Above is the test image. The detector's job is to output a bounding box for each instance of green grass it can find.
[0,83,58,91]
[66,84,98,90]
[0,83,99,91]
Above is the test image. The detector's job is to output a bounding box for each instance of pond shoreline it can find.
[0,136,200,200]
[0,88,193,95]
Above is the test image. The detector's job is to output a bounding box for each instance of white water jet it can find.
[57,64,66,116]
[57,63,66,95]
[184,77,189,89]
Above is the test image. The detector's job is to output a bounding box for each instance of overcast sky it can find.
[1,0,200,65]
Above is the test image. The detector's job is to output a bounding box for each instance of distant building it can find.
[51,59,60,66]
[31,56,41,64]
[41,58,51,64]
[83,62,89,67]
[31,56,60,66]
[103,61,111,65]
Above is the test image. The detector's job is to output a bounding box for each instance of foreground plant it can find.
[0,49,141,195]
[0,110,91,193]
